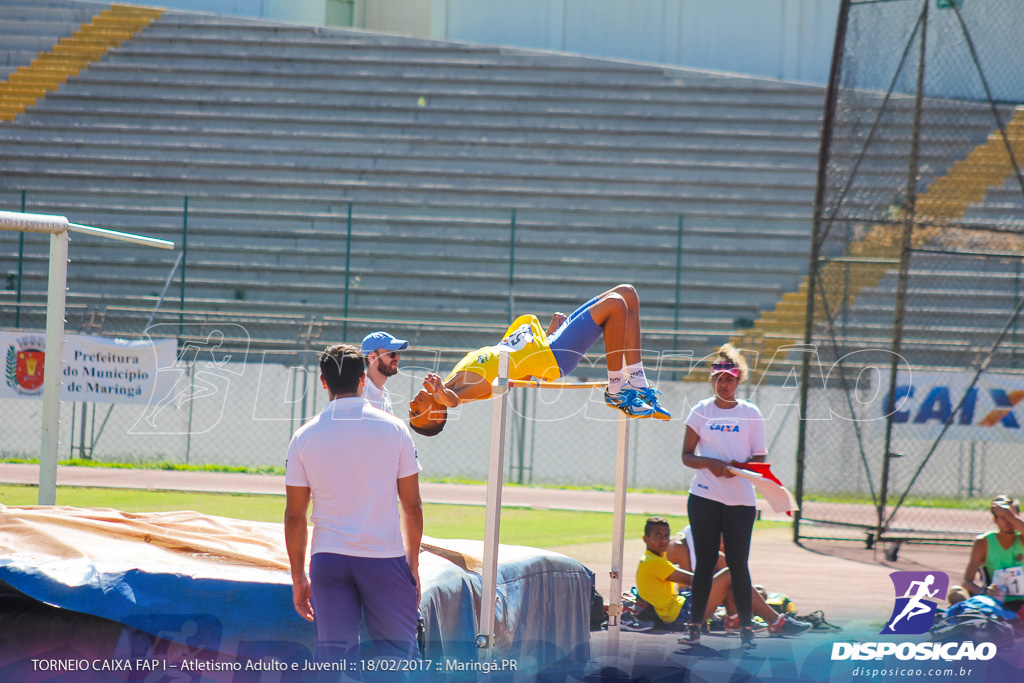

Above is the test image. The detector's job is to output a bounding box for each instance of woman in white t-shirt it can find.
[680,344,766,648]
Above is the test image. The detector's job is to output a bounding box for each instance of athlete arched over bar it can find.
[408,284,670,437]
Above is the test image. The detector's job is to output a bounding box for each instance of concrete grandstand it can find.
[0,0,1019,379]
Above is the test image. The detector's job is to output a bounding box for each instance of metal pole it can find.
[968,442,976,499]
[514,390,527,485]
[842,224,851,336]
[68,223,174,249]
[302,318,314,421]
[607,413,631,655]
[1,211,171,501]
[311,354,319,416]
[527,390,536,485]
[290,366,298,438]
[15,190,25,329]
[39,230,69,505]
[631,418,639,489]
[79,402,88,460]
[879,0,929,543]
[69,402,76,459]
[185,361,195,465]
[673,215,684,334]
[146,252,184,331]
[478,350,510,656]
[88,399,97,459]
[302,366,309,422]
[179,196,188,337]
[508,209,516,325]
[795,0,852,542]
[1016,261,1021,369]
[343,202,353,341]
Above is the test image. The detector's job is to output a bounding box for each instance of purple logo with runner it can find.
[882,571,948,635]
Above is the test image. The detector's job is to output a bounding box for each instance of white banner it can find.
[878,370,1024,443]
[1,331,177,405]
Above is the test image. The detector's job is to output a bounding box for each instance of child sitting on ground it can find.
[636,516,811,642]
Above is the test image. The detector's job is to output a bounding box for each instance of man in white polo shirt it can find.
[360,331,409,415]
[284,343,423,672]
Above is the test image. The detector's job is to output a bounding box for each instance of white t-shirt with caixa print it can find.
[685,397,767,507]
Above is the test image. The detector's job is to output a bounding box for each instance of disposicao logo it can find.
[882,571,947,635]
[830,570,997,663]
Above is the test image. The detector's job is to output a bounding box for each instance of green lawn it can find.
[423,504,693,547]
[0,484,788,548]
[0,484,703,548]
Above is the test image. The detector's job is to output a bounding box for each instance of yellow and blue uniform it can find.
[445,315,561,385]
[446,296,604,385]
[636,549,690,625]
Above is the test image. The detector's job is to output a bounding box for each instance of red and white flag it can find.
[728,463,799,514]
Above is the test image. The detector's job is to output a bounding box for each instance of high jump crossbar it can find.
[507,379,607,389]
[0,211,174,506]
[476,352,631,660]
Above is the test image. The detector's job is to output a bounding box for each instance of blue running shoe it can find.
[636,386,671,421]
[604,387,654,418]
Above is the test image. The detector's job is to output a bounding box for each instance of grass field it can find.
[0,484,705,548]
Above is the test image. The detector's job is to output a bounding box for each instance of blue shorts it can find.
[547,295,604,377]
[667,592,692,628]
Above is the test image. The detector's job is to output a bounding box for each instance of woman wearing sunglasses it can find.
[679,344,766,649]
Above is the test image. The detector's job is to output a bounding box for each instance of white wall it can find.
[134,0,1023,99]
[267,0,324,25]
[138,0,840,84]
[141,0,327,26]
[358,0,436,38]
[438,0,839,84]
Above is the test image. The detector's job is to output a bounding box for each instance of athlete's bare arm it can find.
[961,537,988,596]
[441,370,493,403]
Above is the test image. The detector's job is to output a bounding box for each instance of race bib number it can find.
[991,566,1024,597]
[497,324,534,353]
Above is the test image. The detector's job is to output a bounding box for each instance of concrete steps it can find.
[2,0,1012,370]
[0,3,161,120]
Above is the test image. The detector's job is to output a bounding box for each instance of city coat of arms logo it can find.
[5,336,46,396]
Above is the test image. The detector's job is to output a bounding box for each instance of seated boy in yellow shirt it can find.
[636,516,733,629]
[636,516,812,639]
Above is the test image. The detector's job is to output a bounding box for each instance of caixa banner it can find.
[878,370,1024,442]
[1,331,176,405]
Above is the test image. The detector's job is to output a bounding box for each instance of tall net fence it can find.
[797,0,1024,545]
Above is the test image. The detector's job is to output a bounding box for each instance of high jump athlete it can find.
[408,284,670,437]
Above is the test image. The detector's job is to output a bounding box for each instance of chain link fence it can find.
[1,190,816,496]
[796,0,1024,545]
[0,189,811,352]
[0,321,810,496]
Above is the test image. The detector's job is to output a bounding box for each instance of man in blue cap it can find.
[360,331,409,415]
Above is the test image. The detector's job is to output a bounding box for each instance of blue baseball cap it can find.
[360,331,409,355]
